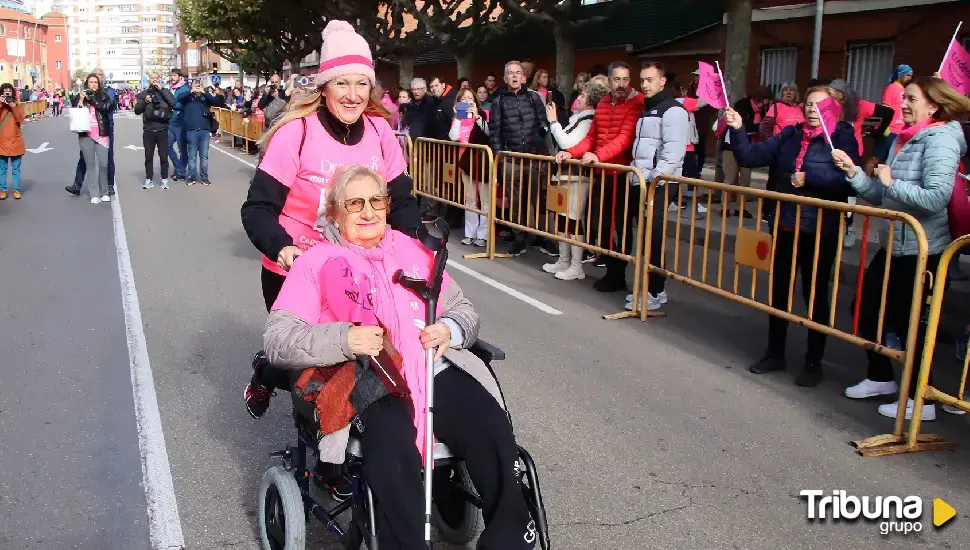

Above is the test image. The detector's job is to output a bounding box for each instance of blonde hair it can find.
[805,85,843,105]
[259,82,393,149]
[911,77,970,122]
[324,165,389,224]
[533,69,550,89]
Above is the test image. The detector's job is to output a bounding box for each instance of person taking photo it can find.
[134,72,175,189]
[0,83,25,200]
[180,79,215,186]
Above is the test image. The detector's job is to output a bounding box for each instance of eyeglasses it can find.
[341,195,390,213]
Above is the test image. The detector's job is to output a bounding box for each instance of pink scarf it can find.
[795,124,824,171]
[313,230,451,460]
[893,118,937,157]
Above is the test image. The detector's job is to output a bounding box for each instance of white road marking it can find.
[446,259,562,315]
[110,188,186,550]
[26,141,53,153]
[210,142,257,168]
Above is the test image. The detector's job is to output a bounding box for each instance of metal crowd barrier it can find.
[647,175,930,442]
[493,152,648,320]
[211,107,263,154]
[412,137,495,260]
[22,100,47,118]
[854,235,970,456]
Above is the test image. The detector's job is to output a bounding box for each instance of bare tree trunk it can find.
[456,52,475,83]
[398,56,415,90]
[724,0,753,104]
[553,22,576,93]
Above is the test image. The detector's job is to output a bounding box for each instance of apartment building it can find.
[66,0,176,85]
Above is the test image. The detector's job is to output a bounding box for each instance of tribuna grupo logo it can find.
[800,490,936,535]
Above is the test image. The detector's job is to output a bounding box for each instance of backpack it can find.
[948,160,970,239]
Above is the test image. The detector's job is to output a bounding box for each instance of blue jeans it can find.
[168,122,186,177]
[0,155,21,191]
[186,129,209,180]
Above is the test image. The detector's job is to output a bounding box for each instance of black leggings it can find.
[258,267,295,391]
[360,367,535,550]
[767,230,838,366]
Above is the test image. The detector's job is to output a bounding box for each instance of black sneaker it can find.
[748,352,786,374]
[107,187,116,196]
[244,352,274,419]
[592,275,627,293]
[507,242,527,256]
[582,252,598,264]
[172,174,184,182]
[201,179,212,186]
[186,178,196,186]
[65,184,81,196]
[795,363,823,387]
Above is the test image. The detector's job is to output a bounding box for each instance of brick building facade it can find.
[0,8,68,90]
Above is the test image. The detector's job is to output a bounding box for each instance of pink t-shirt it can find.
[767,102,805,136]
[87,105,108,148]
[258,114,407,275]
[882,82,905,134]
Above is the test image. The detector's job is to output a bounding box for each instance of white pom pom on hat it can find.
[315,20,376,88]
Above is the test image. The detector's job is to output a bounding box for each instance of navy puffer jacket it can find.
[729,121,860,235]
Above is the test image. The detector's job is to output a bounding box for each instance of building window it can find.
[846,42,895,103]
[55,35,61,42]
[760,47,797,98]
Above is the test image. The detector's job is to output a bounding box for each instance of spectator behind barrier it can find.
[541,80,608,282]
[447,87,491,247]
[722,86,774,218]
[488,60,550,256]
[727,85,859,388]
[833,76,970,421]
[555,61,644,294]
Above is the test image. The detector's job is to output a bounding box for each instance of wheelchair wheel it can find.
[258,465,307,550]
[431,462,483,544]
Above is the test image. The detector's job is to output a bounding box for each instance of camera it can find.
[295,75,313,87]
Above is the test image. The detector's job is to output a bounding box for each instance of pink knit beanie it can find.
[315,20,376,88]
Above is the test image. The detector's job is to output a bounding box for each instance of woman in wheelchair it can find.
[262,164,537,549]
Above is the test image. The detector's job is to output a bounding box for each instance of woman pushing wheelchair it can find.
[262,164,536,549]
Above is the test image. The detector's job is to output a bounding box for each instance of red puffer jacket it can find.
[567,89,643,167]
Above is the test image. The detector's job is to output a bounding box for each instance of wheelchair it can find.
[257,339,552,550]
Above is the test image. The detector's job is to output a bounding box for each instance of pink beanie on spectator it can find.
[315,20,376,88]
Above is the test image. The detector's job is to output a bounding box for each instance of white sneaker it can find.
[161,179,170,190]
[461,238,473,246]
[877,399,936,421]
[143,179,154,189]
[625,291,667,311]
[844,379,899,399]
[668,202,681,212]
[942,404,966,415]
[844,228,857,249]
[100,194,110,202]
[542,259,570,274]
[555,264,585,280]
[472,239,486,248]
[90,197,100,204]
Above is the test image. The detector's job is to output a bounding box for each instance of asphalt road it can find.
[4,113,970,549]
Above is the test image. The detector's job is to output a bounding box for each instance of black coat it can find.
[487,86,548,154]
[134,86,175,131]
[429,86,458,140]
[72,89,115,136]
[405,94,436,139]
[730,121,861,235]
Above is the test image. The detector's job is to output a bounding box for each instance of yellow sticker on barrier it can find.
[933,498,956,527]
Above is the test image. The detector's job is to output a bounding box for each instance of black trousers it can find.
[143,128,169,180]
[767,230,838,366]
[859,249,941,398]
[596,180,667,294]
[360,368,535,550]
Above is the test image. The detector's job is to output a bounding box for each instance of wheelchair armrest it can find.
[469,339,505,363]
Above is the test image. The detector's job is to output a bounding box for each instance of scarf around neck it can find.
[893,118,938,157]
[795,124,824,171]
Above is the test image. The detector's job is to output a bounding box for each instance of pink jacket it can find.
[271,229,451,459]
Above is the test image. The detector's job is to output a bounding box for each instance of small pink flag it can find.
[815,95,843,149]
[940,39,970,95]
[697,61,727,109]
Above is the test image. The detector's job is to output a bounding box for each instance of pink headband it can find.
[318,55,374,73]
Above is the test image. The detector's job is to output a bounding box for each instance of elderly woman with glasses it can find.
[262,164,537,549]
